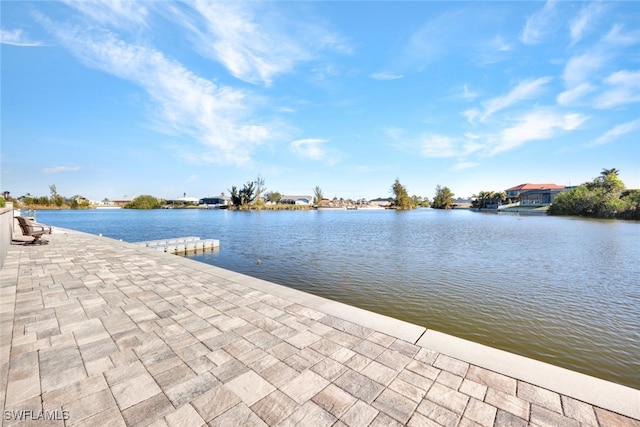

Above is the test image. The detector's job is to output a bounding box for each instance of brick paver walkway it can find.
[1,229,638,426]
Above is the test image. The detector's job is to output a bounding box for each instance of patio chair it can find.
[16,216,52,244]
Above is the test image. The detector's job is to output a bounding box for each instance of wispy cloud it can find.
[557,82,595,106]
[62,0,149,29]
[402,9,477,70]
[603,24,640,46]
[390,107,587,162]
[290,138,341,166]
[1,28,43,46]
[491,35,512,52]
[467,77,553,123]
[569,2,605,46]
[386,129,481,159]
[589,118,640,146]
[370,72,403,81]
[43,166,81,173]
[594,70,640,109]
[559,24,639,107]
[39,16,274,166]
[521,0,558,45]
[474,35,513,65]
[492,109,586,155]
[289,138,328,161]
[561,51,607,89]
[420,135,459,158]
[457,85,480,101]
[174,1,350,86]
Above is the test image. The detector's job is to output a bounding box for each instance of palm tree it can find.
[478,190,494,208]
[601,168,620,177]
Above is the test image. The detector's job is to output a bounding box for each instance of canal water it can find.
[36,208,640,389]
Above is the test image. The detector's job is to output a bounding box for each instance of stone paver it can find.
[1,229,639,427]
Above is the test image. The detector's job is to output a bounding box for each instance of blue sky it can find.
[2,1,639,202]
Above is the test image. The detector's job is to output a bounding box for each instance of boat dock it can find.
[132,236,220,254]
[1,227,639,426]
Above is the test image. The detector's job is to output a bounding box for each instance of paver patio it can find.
[1,228,638,426]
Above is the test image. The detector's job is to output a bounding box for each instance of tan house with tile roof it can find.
[505,183,567,206]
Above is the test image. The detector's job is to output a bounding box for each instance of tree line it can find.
[549,168,639,220]
[5,185,92,209]
[18,171,635,218]
[389,178,454,210]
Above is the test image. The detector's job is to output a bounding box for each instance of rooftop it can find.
[505,183,566,192]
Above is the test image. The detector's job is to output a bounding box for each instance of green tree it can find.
[620,190,640,220]
[125,195,162,209]
[229,181,256,209]
[550,168,629,219]
[265,191,282,203]
[390,178,416,210]
[432,185,455,209]
[48,184,64,206]
[229,186,241,207]
[587,168,624,196]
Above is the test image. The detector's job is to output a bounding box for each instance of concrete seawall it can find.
[0,203,14,269]
[1,227,638,426]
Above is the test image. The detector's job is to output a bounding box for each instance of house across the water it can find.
[505,183,567,206]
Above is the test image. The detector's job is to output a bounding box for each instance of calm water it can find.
[36,208,640,389]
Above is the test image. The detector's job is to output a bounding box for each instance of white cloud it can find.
[370,72,404,81]
[590,118,640,146]
[557,82,595,106]
[562,52,607,88]
[390,108,586,162]
[463,108,481,124]
[40,18,273,166]
[569,2,605,46]
[493,109,586,155]
[603,24,640,47]
[521,0,558,45]
[177,1,350,86]
[43,166,81,173]
[420,135,459,158]
[290,138,328,161]
[387,129,481,159]
[559,24,639,106]
[62,0,149,29]
[594,70,640,109]
[0,28,43,46]
[479,77,553,121]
